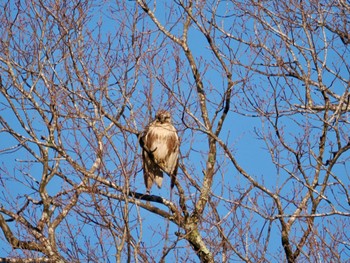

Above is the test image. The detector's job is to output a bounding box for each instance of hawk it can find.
[140,110,179,193]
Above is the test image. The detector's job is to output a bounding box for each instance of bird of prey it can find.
[140,110,179,194]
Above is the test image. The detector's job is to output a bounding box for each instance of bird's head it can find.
[155,110,171,124]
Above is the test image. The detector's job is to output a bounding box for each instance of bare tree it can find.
[0,0,349,262]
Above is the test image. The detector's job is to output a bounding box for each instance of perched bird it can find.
[140,110,179,194]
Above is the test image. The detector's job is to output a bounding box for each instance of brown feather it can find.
[140,110,179,193]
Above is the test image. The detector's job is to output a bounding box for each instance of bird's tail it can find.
[155,174,163,188]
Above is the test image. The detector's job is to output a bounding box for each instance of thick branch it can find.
[0,214,41,252]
